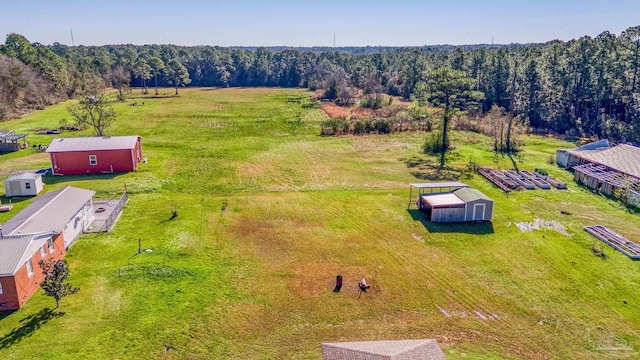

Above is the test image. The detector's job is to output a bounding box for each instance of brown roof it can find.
[567,144,640,178]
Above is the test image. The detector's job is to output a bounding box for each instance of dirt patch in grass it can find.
[237,162,273,177]
[287,263,378,299]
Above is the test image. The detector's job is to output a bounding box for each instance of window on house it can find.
[89,155,98,166]
[40,246,46,258]
[25,182,31,189]
[0,282,3,295]
[48,237,54,253]
[26,260,34,278]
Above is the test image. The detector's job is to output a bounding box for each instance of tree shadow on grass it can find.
[0,308,65,350]
[407,209,494,235]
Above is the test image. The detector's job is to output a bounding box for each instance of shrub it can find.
[374,119,391,134]
[423,131,443,155]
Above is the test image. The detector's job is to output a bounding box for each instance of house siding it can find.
[50,147,139,175]
[0,277,18,310]
[0,233,66,310]
[62,201,94,248]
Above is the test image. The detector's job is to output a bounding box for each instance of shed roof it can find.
[0,232,53,276]
[1,186,95,235]
[321,339,445,360]
[0,134,27,141]
[420,193,465,207]
[6,172,42,181]
[566,144,640,178]
[410,182,468,189]
[453,187,492,202]
[45,136,139,153]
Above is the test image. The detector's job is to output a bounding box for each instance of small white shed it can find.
[4,173,44,197]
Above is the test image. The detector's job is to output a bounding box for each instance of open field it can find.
[0,88,639,359]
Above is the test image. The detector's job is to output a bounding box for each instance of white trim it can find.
[26,259,34,278]
[89,154,98,166]
[472,203,486,221]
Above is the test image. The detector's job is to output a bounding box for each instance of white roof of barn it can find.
[420,193,465,207]
[566,144,640,178]
[45,136,139,153]
[321,339,445,360]
[0,232,54,276]
[1,186,95,235]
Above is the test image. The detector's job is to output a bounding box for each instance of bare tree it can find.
[67,91,116,136]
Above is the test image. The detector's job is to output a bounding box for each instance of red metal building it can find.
[46,136,142,175]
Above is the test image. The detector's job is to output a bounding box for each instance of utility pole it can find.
[70,28,75,46]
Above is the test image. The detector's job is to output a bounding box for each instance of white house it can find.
[1,186,95,248]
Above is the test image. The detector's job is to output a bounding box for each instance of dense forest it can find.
[1,26,639,142]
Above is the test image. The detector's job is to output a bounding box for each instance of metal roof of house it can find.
[420,193,465,207]
[45,136,140,153]
[453,187,493,202]
[0,232,53,276]
[1,186,95,235]
[410,182,469,189]
[566,144,640,178]
[321,339,445,360]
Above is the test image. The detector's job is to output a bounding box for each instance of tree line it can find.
[1,26,639,142]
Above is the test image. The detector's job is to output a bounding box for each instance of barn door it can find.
[473,203,485,221]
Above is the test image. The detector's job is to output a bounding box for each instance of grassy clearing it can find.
[0,88,638,359]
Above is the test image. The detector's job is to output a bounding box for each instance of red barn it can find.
[0,186,95,310]
[46,136,142,175]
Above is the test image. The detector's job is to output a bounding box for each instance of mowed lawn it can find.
[0,88,638,359]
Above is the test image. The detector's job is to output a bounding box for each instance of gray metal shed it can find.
[321,339,446,360]
[453,188,494,221]
[4,173,44,197]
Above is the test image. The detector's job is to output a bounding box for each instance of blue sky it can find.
[2,0,640,46]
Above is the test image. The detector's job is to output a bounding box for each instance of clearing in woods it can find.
[0,88,638,359]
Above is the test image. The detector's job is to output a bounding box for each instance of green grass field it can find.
[0,88,638,359]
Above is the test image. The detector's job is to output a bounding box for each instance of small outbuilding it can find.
[45,135,142,175]
[417,187,493,222]
[4,173,44,197]
[321,339,446,360]
[453,187,494,221]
